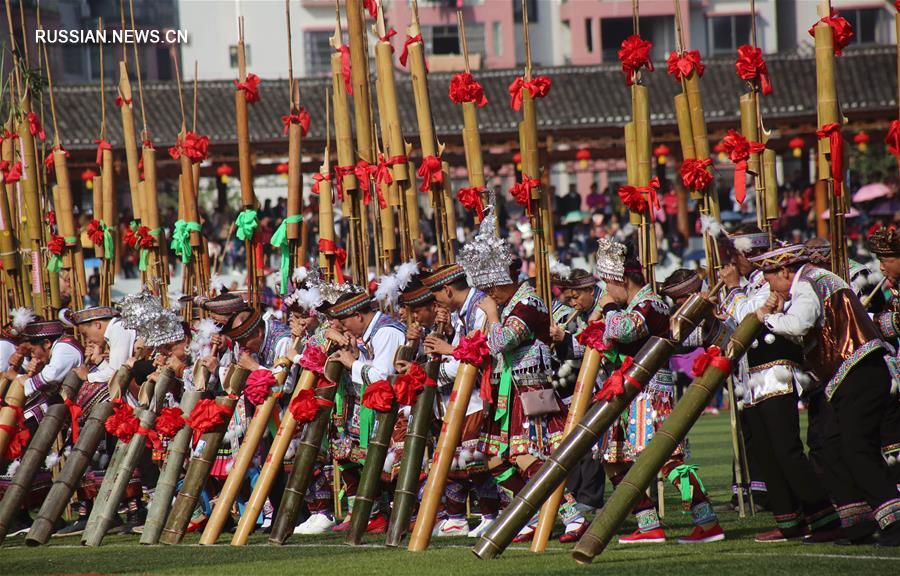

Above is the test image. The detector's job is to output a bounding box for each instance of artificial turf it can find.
[2,412,898,575]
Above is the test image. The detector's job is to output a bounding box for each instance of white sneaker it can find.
[435,517,469,537]
[467,516,495,538]
[293,512,337,535]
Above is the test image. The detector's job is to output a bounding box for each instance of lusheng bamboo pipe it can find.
[472,288,718,559]
[269,380,339,544]
[764,149,779,226]
[200,361,293,544]
[0,379,25,464]
[160,367,249,545]
[231,363,337,545]
[139,390,200,545]
[53,149,88,308]
[16,98,47,314]
[118,61,142,221]
[531,346,604,551]
[633,84,658,280]
[346,402,398,545]
[84,371,173,547]
[571,315,763,564]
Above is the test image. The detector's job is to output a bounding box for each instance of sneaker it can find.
[802,529,844,544]
[754,528,789,543]
[677,524,725,544]
[186,515,208,533]
[365,514,388,534]
[435,517,469,537]
[52,516,88,538]
[293,513,336,535]
[512,525,535,543]
[121,510,147,535]
[5,518,32,537]
[468,516,495,539]
[618,528,667,544]
[332,515,352,532]
[559,521,588,543]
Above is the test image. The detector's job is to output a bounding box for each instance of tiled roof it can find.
[50,45,897,153]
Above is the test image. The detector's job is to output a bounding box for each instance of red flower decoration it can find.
[299,344,327,374]
[47,234,66,256]
[362,379,395,412]
[168,131,209,164]
[417,155,444,193]
[809,11,854,56]
[3,161,22,184]
[27,111,45,141]
[618,176,660,218]
[105,399,140,444]
[510,175,540,214]
[457,186,486,219]
[452,331,490,366]
[154,407,187,440]
[282,109,311,137]
[244,369,277,405]
[593,356,640,402]
[575,320,608,351]
[666,50,704,82]
[289,388,320,424]
[618,35,654,86]
[187,398,233,444]
[235,73,262,104]
[721,129,765,205]
[691,345,732,378]
[395,363,435,406]
[507,75,551,112]
[449,73,488,107]
[680,158,714,192]
[735,45,773,95]
[137,225,155,249]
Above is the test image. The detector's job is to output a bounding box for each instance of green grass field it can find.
[2,412,899,575]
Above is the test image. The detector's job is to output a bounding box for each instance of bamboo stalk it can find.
[346,404,398,545]
[118,61,141,221]
[0,379,24,463]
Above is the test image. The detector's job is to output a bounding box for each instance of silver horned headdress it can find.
[458,194,514,290]
[594,238,627,283]
[117,291,185,348]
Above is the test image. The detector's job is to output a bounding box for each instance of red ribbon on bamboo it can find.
[666,50,704,82]
[808,11,854,56]
[618,176,661,220]
[94,139,112,166]
[27,112,45,142]
[299,344,327,374]
[318,239,346,282]
[721,129,765,205]
[449,73,488,107]
[282,109,311,137]
[618,35,654,86]
[105,399,140,444]
[137,426,162,451]
[379,28,397,49]
[362,380,395,412]
[235,73,262,104]
[417,155,443,193]
[289,384,335,424]
[453,331,492,404]
[507,75,551,112]
[311,172,331,196]
[593,356,640,402]
[680,158,714,192]
[395,363,436,406]
[0,403,30,460]
[510,175,540,215]
[154,407,187,440]
[816,122,844,196]
[187,398,234,444]
[338,45,353,95]
[244,369,277,406]
[399,34,427,71]
[575,320,608,352]
[64,399,82,444]
[457,186,486,220]
[691,345,732,378]
[735,45,773,95]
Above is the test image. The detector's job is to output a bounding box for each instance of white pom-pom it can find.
[45,451,60,469]
[382,452,397,474]
[297,286,323,312]
[5,459,20,477]
[210,274,228,294]
[734,237,753,254]
[751,339,759,348]
[549,254,572,280]
[764,333,776,344]
[9,307,35,334]
[395,260,420,291]
[293,267,309,284]
[374,274,401,308]
[189,318,220,359]
[700,214,723,238]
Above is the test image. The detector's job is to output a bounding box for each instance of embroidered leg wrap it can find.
[836,501,876,541]
[444,480,468,518]
[305,465,334,514]
[635,507,661,533]
[874,498,900,530]
[690,501,717,527]
[806,505,841,533]
[557,490,587,525]
[471,472,500,518]
[774,510,804,538]
[663,461,709,511]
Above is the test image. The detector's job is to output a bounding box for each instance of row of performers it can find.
[0,219,898,547]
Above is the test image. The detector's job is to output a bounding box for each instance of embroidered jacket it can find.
[488,282,552,386]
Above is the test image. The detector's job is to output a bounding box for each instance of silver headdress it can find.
[117,291,185,347]
[458,193,514,290]
[594,238,627,283]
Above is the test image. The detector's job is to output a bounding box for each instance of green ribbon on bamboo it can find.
[269,214,303,294]
[235,208,259,242]
[170,220,201,264]
[48,236,78,273]
[98,221,114,260]
[494,353,513,455]
[139,229,161,272]
[667,464,704,508]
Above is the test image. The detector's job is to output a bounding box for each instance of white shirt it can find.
[725,270,770,324]
[350,311,404,392]
[0,339,16,372]
[763,265,822,343]
[439,289,486,416]
[24,339,83,397]
[88,318,137,383]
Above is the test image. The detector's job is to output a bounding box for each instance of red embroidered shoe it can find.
[618,528,667,544]
[331,515,352,532]
[512,526,535,543]
[365,514,388,534]
[754,528,788,543]
[677,523,725,544]
[559,522,588,543]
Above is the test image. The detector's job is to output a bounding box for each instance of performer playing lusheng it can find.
[751,243,900,547]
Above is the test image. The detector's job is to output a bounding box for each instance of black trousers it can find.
[829,356,899,511]
[807,389,867,507]
[744,393,834,526]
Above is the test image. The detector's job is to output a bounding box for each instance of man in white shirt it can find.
[752,244,900,547]
[69,307,136,386]
[19,320,83,424]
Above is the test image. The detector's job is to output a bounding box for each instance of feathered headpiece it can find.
[189,318,220,360]
[9,307,36,336]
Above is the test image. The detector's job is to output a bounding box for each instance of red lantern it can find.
[788,137,805,158]
[512,152,522,171]
[216,163,233,184]
[653,144,670,166]
[81,168,98,190]
[713,141,728,163]
[276,162,289,178]
[575,148,591,169]
[854,131,870,153]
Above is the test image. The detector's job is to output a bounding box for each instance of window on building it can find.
[707,14,752,56]
[422,23,485,56]
[514,0,538,23]
[157,47,173,80]
[229,44,252,69]
[843,8,888,45]
[601,17,631,62]
[492,21,502,56]
[304,31,333,77]
[585,18,593,53]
